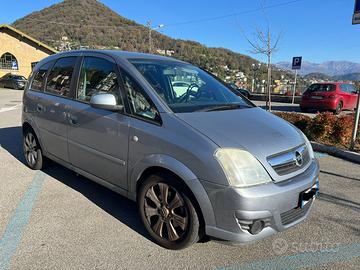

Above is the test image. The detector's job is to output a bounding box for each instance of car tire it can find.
[23,128,47,170]
[138,173,200,250]
[334,101,343,115]
[13,84,19,90]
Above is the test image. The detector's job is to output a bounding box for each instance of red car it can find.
[300,82,359,114]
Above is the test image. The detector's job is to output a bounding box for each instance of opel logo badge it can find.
[294,151,303,167]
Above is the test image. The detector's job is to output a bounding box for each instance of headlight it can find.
[214,149,272,188]
[300,132,314,159]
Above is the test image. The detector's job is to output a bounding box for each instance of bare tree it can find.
[238,0,282,111]
[243,26,281,111]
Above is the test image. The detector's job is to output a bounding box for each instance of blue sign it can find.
[292,57,302,70]
[353,0,360,24]
[355,0,360,13]
[11,61,18,70]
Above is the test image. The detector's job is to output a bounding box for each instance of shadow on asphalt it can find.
[320,170,360,182]
[0,125,151,242]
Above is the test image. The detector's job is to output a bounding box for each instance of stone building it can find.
[0,24,57,78]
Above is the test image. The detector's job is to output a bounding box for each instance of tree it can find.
[243,26,281,111]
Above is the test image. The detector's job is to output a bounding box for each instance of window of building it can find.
[0,52,18,70]
[46,57,76,97]
[120,69,160,122]
[31,61,53,91]
[77,57,121,104]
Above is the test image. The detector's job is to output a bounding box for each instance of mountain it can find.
[332,73,360,81]
[11,0,289,81]
[276,61,360,77]
[303,73,332,81]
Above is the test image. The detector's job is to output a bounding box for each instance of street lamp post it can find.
[147,20,164,54]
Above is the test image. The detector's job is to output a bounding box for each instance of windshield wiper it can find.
[199,104,242,112]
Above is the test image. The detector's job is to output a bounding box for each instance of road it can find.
[0,88,359,270]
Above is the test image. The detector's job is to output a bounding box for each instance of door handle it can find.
[68,115,78,126]
[36,104,44,112]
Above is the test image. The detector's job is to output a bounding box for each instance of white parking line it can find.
[0,104,21,113]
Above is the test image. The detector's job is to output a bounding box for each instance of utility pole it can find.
[147,20,164,54]
[147,20,152,53]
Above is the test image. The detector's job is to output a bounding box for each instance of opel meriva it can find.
[22,50,319,249]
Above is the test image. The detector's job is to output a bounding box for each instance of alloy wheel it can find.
[24,132,38,166]
[143,183,188,242]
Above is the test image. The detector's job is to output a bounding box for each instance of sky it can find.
[1,0,359,64]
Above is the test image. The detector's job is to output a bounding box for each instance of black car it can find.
[0,73,27,90]
[228,83,251,99]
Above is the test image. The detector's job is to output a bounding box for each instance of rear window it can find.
[46,57,77,97]
[31,62,53,91]
[306,84,336,93]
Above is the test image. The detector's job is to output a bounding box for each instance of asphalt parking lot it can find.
[0,88,359,270]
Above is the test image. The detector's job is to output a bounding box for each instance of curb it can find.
[311,142,360,164]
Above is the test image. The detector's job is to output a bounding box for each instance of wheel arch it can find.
[22,121,45,152]
[131,155,216,229]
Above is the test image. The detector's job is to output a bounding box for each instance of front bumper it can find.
[202,158,319,243]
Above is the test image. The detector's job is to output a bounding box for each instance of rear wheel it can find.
[23,128,46,170]
[334,101,343,115]
[138,173,200,250]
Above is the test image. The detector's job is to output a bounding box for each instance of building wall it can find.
[0,31,52,78]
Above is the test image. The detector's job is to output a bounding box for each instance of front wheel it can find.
[138,174,200,250]
[23,129,46,170]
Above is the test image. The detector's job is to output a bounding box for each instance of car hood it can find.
[176,107,306,181]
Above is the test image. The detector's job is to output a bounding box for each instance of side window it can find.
[46,57,76,97]
[121,70,160,122]
[348,84,356,93]
[77,57,121,104]
[31,61,53,91]
[340,84,348,93]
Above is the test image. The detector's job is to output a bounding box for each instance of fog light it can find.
[249,220,265,235]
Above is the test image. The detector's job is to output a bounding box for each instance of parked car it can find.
[0,73,27,90]
[300,82,359,114]
[22,50,319,250]
[228,83,251,99]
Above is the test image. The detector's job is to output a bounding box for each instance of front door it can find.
[67,55,129,190]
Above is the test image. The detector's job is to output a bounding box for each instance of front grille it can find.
[280,199,312,225]
[267,144,310,176]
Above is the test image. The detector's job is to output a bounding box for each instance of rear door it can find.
[67,54,130,190]
[36,56,79,162]
[347,84,359,109]
[339,84,352,109]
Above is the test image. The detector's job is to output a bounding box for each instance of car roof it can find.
[314,82,350,85]
[43,50,183,62]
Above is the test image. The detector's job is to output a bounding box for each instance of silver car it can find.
[22,50,319,250]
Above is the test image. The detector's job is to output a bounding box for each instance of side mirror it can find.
[90,93,123,112]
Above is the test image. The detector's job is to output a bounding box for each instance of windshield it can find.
[129,59,253,113]
[307,84,336,93]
